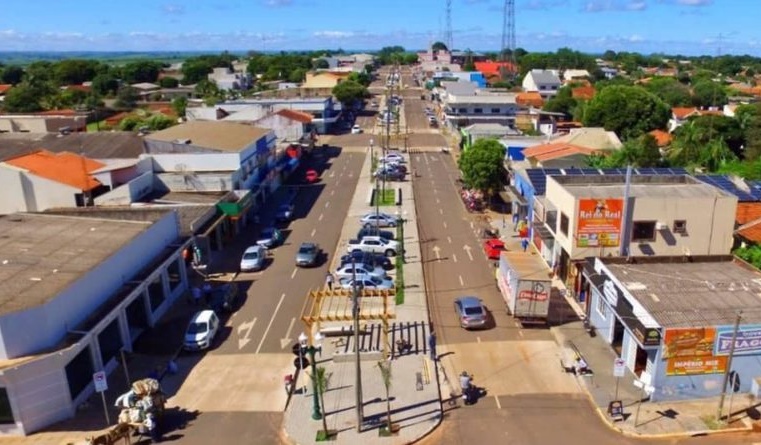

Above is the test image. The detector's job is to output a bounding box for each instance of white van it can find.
[183,310,219,351]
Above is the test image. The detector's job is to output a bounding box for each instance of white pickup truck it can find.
[346,236,399,257]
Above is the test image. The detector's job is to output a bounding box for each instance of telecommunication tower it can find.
[500,0,516,80]
[445,0,453,51]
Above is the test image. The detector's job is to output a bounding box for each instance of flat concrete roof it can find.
[553,175,734,199]
[0,214,151,316]
[146,121,270,152]
[602,258,761,327]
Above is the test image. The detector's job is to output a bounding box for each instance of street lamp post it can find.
[369,138,374,170]
[299,331,325,420]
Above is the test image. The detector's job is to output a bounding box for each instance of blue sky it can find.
[1,0,760,55]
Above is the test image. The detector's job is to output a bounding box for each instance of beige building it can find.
[532,174,737,286]
[301,71,352,96]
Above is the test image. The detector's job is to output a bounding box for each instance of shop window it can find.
[632,221,656,242]
[167,258,182,292]
[559,213,569,237]
[98,319,122,366]
[473,108,483,114]
[147,275,165,312]
[673,220,687,235]
[596,292,608,318]
[65,348,94,401]
[0,388,13,424]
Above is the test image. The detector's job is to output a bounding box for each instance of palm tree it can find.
[377,360,394,433]
[311,366,331,439]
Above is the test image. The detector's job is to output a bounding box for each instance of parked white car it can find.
[335,263,388,280]
[351,125,362,134]
[339,276,395,290]
[346,236,399,256]
[183,310,220,351]
[383,153,405,163]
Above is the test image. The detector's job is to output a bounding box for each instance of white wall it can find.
[0,166,79,214]
[144,152,242,172]
[0,167,28,214]
[0,213,180,359]
[94,171,154,206]
[155,171,238,192]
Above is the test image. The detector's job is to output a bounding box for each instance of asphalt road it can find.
[164,147,364,445]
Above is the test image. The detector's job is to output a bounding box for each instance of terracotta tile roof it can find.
[521,142,599,162]
[571,86,596,100]
[0,84,11,94]
[736,203,761,225]
[64,84,91,93]
[672,107,699,119]
[474,61,517,77]
[700,109,724,116]
[515,92,544,108]
[3,150,105,191]
[276,108,313,123]
[648,129,672,147]
[105,111,132,126]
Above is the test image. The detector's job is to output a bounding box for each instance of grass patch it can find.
[370,157,378,182]
[395,222,405,304]
[86,121,107,132]
[315,430,337,441]
[375,189,396,206]
[699,415,724,430]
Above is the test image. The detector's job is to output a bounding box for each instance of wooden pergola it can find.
[300,288,396,357]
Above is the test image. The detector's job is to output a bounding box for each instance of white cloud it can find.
[676,0,711,5]
[264,0,293,6]
[312,31,354,38]
[161,4,185,15]
[628,34,644,42]
[583,0,648,12]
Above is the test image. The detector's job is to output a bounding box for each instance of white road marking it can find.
[330,190,335,196]
[435,198,440,204]
[477,337,481,343]
[318,213,324,221]
[519,330,524,338]
[439,208,443,215]
[329,172,335,178]
[463,245,473,261]
[459,275,464,286]
[433,189,438,194]
[237,317,258,350]
[443,221,447,228]
[452,253,458,263]
[495,396,502,409]
[280,318,296,349]
[311,228,316,237]
[291,268,298,279]
[514,321,521,328]
[325,201,330,208]
[447,236,452,244]
[255,293,287,354]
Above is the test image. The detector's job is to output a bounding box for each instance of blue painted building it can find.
[584,256,761,402]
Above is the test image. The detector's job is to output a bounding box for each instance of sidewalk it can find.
[479,209,755,438]
[282,144,441,444]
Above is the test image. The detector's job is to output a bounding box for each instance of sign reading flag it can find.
[576,198,624,248]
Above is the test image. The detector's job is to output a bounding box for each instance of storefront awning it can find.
[500,186,528,206]
[582,262,605,291]
[533,223,554,241]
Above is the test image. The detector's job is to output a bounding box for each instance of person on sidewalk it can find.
[190,286,202,306]
[521,238,529,252]
[428,330,437,361]
[325,271,334,291]
[574,357,589,375]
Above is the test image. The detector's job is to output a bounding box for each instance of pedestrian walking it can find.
[325,271,334,291]
[512,213,519,232]
[202,282,213,305]
[521,238,529,252]
[428,330,437,361]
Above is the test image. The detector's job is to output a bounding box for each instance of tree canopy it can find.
[582,85,670,140]
[643,76,692,107]
[120,60,162,84]
[332,80,368,106]
[431,42,448,52]
[458,139,505,193]
[588,135,663,169]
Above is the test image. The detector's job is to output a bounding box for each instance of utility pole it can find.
[619,165,633,257]
[717,311,742,423]
[351,259,364,431]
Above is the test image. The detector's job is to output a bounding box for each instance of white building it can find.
[208,67,252,91]
[522,70,562,99]
[442,92,519,129]
[0,212,189,435]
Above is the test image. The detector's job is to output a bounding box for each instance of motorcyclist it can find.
[459,371,472,392]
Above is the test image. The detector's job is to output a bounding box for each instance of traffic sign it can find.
[93,371,108,393]
[613,358,626,377]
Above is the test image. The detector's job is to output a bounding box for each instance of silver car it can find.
[335,263,387,280]
[295,242,320,267]
[360,212,398,228]
[454,296,488,330]
[338,276,394,290]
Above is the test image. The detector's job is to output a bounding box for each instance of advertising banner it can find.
[576,199,623,248]
[662,328,716,360]
[715,325,761,356]
[666,356,727,376]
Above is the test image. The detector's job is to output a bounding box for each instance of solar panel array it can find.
[695,175,761,202]
[524,167,689,196]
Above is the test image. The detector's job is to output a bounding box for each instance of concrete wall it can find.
[546,178,737,260]
[94,171,154,206]
[0,213,180,359]
[155,171,239,192]
[144,152,245,173]
[0,166,79,214]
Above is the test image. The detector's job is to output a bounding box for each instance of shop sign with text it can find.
[715,325,761,356]
[576,199,623,248]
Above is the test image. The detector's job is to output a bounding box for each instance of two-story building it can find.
[522,69,562,99]
[215,97,340,134]
[0,212,189,435]
[208,67,252,91]
[442,91,519,129]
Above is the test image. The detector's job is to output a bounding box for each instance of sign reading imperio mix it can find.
[576,198,624,248]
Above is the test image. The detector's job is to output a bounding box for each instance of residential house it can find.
[668,107,701,132]
[562,69,590,82]
[522,70,562,99]
[251,109,313,144]
[599,67,618,79]
[301,71,352,96]
[130,82,160,93]
[648,129,672,147]
[417,47,452,64]
[0,131,145,160]
[0,110,88,134]
[450,51,488,66]
[0,150,110,214]
[208,67,252,91]
[518,127,622,169]
[516,92,544,108]
[458,123,520,150]
[474,61,518,80]
[0,84,12,101]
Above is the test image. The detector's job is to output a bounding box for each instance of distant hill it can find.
[0,51,247,66]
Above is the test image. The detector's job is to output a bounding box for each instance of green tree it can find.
[181,59,215,85]
[348,71,371,87]
[542,85,577,117]
[24,61,53,84]
[1,65,25,85]
[159,77,179,88]
[121,60,162,84]
[114,86,139,109]
[56,88,89,108]
[582,85,670,140]
[377,360,394,435]
[432,41,448,52]
[691,80,728,108]
[314,59,330,69]
[718,158,761,180]
[669,120,737,171]
[288,68,306,83]
[119,115,143,131]
[332,80,368,106]
[172,96,188,117]
[53,59,101,85]
[457,138,505,193]
[2,84,44,112]
[310,366,332,441]
[144,114,176,131]
[685,114,744,155]
[643,76,693,107]
[90,73,120,96]
[588,134,663,168]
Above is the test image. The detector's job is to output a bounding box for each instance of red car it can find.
[305,169,319,183]
[483,239,506,260]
